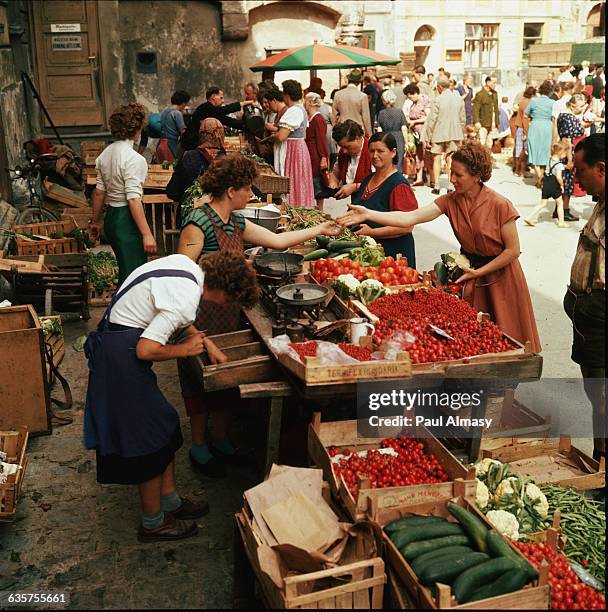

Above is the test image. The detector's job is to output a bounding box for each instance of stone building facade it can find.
[0,0,603,203]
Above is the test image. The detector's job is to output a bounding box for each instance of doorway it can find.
[29,0,105,127]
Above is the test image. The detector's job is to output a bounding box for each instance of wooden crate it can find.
[43,179,88,208]
[376,494,550,609]
[142,194,180,256]
[40,315,65,383]
[88,282,115,307]
[308,413,476,521]
[0,427,29,522]
[0,306,50,435]
[224,135,244,153]
[187,329,279,392]
[14,218,82,256]
[254,173,291,195]
[279,348,412,386]
[481,436,605,490]
[235,511,386,609]
[62,207,93,229]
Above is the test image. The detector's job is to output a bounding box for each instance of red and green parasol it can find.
[250,43,401,72]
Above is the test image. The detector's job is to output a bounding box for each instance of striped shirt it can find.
[181,204,246,254]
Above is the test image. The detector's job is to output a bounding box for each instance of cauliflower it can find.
[359,236,377,247]
[525,483,549,519]
[335,274,360,292]
[474,458,502,477]
[476,478,490,509]
[495,476,519,499]
[486,510,520,540]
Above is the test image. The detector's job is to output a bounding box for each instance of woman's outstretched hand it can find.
[336,204,370,227]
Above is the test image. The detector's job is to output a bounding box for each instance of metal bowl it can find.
[275,283,329,307]
[238,207,283,232]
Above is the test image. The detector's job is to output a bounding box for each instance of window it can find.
[464,23,499,69]
[522,23,543,59]
[446,49,463,62]
[358,30,376,50]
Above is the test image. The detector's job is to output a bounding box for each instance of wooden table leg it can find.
[467,388,489,462]
[233,516,256,609]
[265,396,283,473]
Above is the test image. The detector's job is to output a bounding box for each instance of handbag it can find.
[403,154,417,178]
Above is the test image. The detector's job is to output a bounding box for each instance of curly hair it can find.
[282,79,303,102]
[199,153,258,199]
[199,250,259,309]
[109,102,147,141]
[538,81,554,97]
[451,143,493,182]
[403,83,420,96]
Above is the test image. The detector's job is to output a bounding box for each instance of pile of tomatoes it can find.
[312,256,419,286]
[289,341,374,362]
[369,289,516,363]
[512,541,606,610]
[329,436,449,497]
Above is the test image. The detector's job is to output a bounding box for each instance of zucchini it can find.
[400,535,471,562]
[385,515,447,536]
[419,552,490,587]
[303,248,329,261]
[467,568,531,603]
[486,530,538,580]
[316,235,331,248]
[327,239,362,252]
[332,252,351,260]
[447,502,489,553]
[392,522,465,549]
[453,557,519,603]
[410,546,474,575]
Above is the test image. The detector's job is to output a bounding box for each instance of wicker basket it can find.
[253,173,290,195]
[14,219,82,256]
[0,427,29,523]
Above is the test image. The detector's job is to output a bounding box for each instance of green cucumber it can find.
[447,502,489,553]
[316,235,331,248]
[419,552,490,587]
[453,557,519,603]
[327,239,362,252]
[385,515,447,535]
[410,546,474,575]
[391,522,464,549]
[303,248,329,261]
[332,252,351,260]
[486,530,538,580]
[467,568,531,603]
[400,535,471,562]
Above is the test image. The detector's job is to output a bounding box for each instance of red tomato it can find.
[364,271,375,279]
[379,272,391,284]
[396,257,408,268]
[385,266,395,275]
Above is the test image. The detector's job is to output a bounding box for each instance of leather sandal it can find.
[137,515,198,543]
[165,496,209,520]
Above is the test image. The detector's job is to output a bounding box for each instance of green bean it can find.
[541,484,605,583]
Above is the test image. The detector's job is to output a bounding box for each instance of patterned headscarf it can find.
[198,117,225,150]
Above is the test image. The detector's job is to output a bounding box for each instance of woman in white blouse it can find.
[268,80,315,207]
[84,251,259,542]
[91,103,157,285]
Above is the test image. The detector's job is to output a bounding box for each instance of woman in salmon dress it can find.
[338,142,541,352]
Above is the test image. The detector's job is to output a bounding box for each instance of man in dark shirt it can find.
[592,66,605,99]
[180,86,253,152]
[362,75,379,125]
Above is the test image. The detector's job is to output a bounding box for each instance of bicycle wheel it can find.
[16,207,58,225]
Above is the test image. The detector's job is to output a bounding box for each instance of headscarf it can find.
[197,117,225,163]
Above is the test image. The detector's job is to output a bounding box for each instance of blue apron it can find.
[84,269,198,458]
[353,172,416,267]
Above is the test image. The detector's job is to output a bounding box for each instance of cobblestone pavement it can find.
[0,311,259,609]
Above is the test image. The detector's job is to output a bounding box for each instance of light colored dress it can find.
[435,187,542,353]
[274,104,315,207]
[525,95,555,166]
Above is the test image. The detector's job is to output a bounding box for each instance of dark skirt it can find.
[96,425,184,485]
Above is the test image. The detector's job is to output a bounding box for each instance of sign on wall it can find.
[50,23,81,33]
[51,35,82,51]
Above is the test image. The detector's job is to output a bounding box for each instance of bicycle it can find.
[6,152,59,225]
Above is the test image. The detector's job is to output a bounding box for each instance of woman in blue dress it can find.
[351,132,418,266]
[524,81,555,188]
[377,90,407,171]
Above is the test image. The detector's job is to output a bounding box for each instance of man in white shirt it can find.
[552,81,574,143]
[558,66,575,83]
[84,251,259,543]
